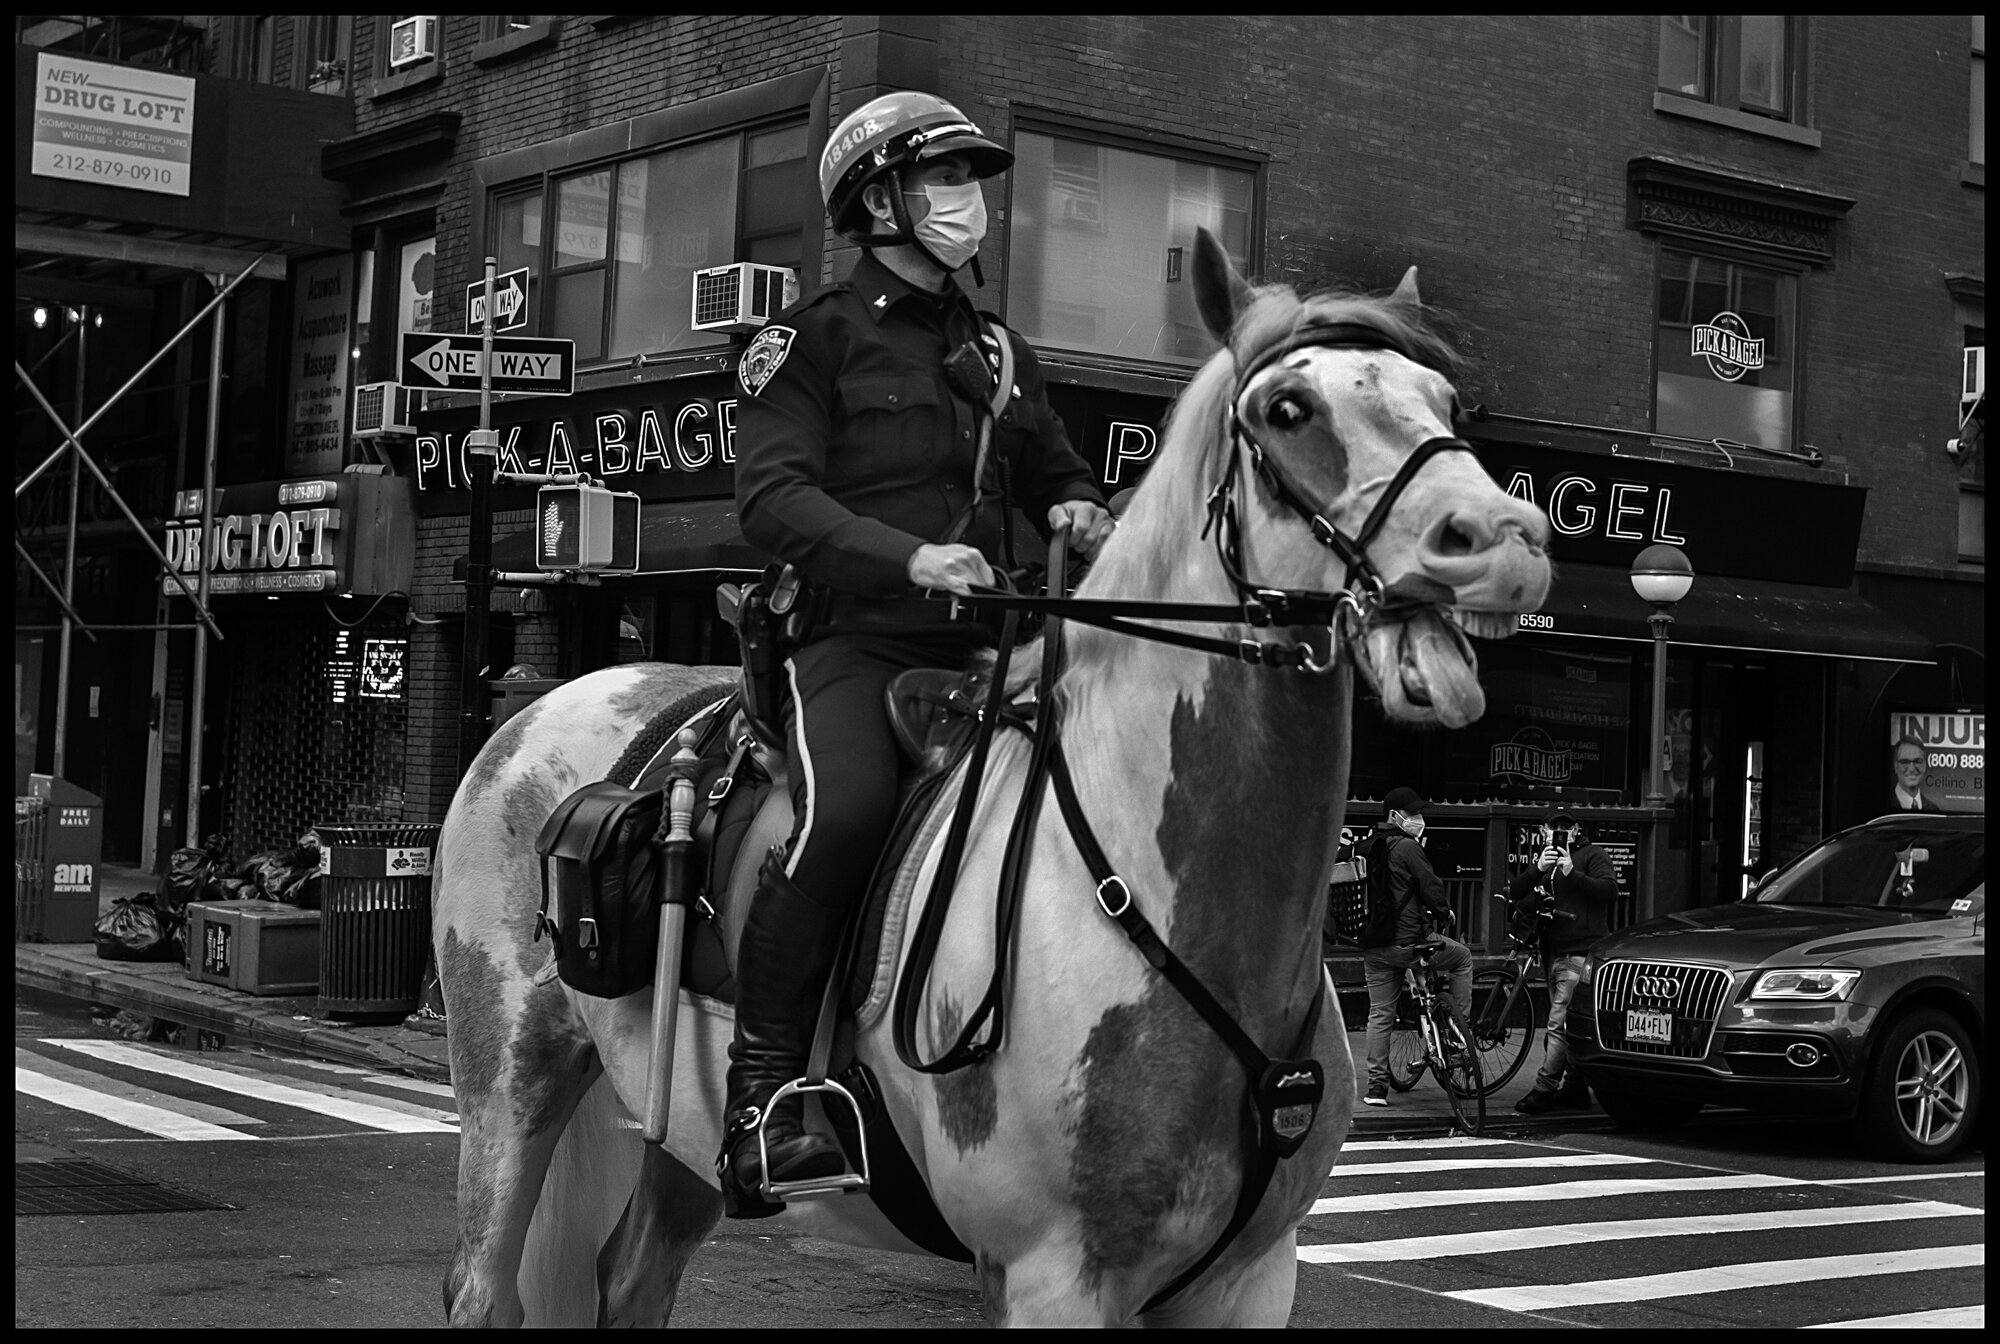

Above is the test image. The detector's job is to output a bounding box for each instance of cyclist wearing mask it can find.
[1357,786,1471,1107]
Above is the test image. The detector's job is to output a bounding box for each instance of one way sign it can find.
[400,332,575,396]
[465,267,529,333]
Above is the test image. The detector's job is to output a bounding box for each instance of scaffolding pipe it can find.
[14,254,264,500]
[53,306,87,778]
[12,363,224,641]
[186,273,227,848]
[13,538,97,642]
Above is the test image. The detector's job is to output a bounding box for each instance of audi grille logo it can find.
[1631,975,1683,1000]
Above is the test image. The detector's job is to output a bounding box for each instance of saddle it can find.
[533,592,1005,1262]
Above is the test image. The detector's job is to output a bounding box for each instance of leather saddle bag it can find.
[535,780,665,999]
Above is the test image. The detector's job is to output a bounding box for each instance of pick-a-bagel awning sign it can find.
[32,52,195,197]
[400,333,576,396]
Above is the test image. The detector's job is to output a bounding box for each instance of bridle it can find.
[951,321,1480,672]
[1202,321,1479,662]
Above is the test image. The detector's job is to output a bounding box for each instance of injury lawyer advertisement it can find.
[1888,710,1984,814]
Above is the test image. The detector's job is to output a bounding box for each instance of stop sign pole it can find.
[458,257,500,776]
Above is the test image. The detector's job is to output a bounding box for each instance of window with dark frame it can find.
[1652,245,1799,452]
[1656,15,1804,122]
[1960,324,1985,565]
[484,117,813,366]
[1007,121,1258,367]
[301,15,353,94]
[1972,17,1986,167]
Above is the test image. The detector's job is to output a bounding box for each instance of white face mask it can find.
[910,181,987,270]
[1397,813,1426,840]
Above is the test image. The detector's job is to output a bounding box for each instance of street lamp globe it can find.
[1630,542,1694,608]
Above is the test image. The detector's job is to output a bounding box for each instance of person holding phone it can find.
[1507,807,1620,1114]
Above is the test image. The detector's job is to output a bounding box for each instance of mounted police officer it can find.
[722,91,1114,1216]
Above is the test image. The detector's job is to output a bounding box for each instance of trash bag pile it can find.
[93,831,324,963]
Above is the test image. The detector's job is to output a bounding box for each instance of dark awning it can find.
[1523,562,1934,664]
[463,498,763,581]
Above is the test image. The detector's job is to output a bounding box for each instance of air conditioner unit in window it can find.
[1965,346,1985,403]
[353,382,421,438]
[388,15,438,68]
[690,263,799,334]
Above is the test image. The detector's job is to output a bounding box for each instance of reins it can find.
[889,322,1468,1311]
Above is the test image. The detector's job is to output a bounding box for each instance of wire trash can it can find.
[313,822,440,1020]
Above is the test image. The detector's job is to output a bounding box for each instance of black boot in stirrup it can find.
[716,852,849,1218]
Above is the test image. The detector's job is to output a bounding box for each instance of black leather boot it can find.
[716,852,849,1218]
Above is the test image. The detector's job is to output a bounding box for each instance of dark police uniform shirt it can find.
[733,251,1105,607]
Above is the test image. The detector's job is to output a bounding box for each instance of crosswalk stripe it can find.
[1298,1198,1981,1263]
[1805,1305,1985,1329]
[1444,1243,1985,1310]
[16,1066,257,1142]
[1340,1137,1521,1153]
[276,1055,458,1100]
[1330,1152,1653,1178]
[1311,1171,1796,1216]
[1819,1171,1985,1185]
[44,1040,456,1134]
[16,1048,265,1128]
[38,1041,460,1125]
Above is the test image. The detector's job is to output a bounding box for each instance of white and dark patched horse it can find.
[433,230,1551,1327]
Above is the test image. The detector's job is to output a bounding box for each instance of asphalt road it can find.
[15,989,1985,1328]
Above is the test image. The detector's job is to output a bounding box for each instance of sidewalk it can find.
[18,866,1613,1140]
[15,863,452,1084]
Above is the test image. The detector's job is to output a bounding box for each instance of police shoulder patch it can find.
[738,325,796,397]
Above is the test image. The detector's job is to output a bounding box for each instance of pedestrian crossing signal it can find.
[535,483,639,573]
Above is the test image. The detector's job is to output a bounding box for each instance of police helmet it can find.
[819,91,1013,242]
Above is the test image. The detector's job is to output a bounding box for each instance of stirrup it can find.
[757,1077,872,1202]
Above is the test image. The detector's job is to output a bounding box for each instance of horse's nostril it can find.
[1436,518,1477,557]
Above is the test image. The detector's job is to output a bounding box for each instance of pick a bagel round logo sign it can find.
[1691,311,1765,383]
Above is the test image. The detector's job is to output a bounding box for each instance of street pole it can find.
[1643,610,1673,809]
[187,277,226,845]
[53,305,86,780]
[459,257,500,776]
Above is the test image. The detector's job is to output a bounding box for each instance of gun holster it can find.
[737,582,787,739]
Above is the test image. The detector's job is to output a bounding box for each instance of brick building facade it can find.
[19,16,1979,925]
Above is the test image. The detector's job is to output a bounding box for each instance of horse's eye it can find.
[1267,394,1310,431]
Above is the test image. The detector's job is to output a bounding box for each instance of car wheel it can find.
[1593,1083,1702,1129]
[1856,1008,1981,1163]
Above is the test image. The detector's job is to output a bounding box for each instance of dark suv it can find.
[1566,813,1984,1161]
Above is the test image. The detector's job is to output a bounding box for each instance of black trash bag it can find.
[94,895,182,962]
[160,833,231,915]
[234,832,322,905]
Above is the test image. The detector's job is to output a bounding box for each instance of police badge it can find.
[738,325,796,397]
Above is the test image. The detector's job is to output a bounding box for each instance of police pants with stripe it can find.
[777,630,986,921]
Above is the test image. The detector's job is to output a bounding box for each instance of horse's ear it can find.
[1388,265,1422,312]
[1192,227,1253,342]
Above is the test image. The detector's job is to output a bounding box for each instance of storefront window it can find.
[1008,127,1256,366]
[1653,248,1797,451]
[490,118,811,367]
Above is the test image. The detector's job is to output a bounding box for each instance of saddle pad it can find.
[846,756,972,1028]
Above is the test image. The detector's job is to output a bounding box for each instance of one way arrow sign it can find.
[465,267,530,333]
[400,332,575,396]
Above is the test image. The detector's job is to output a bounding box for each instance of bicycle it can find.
[1384,937,1485,1136]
